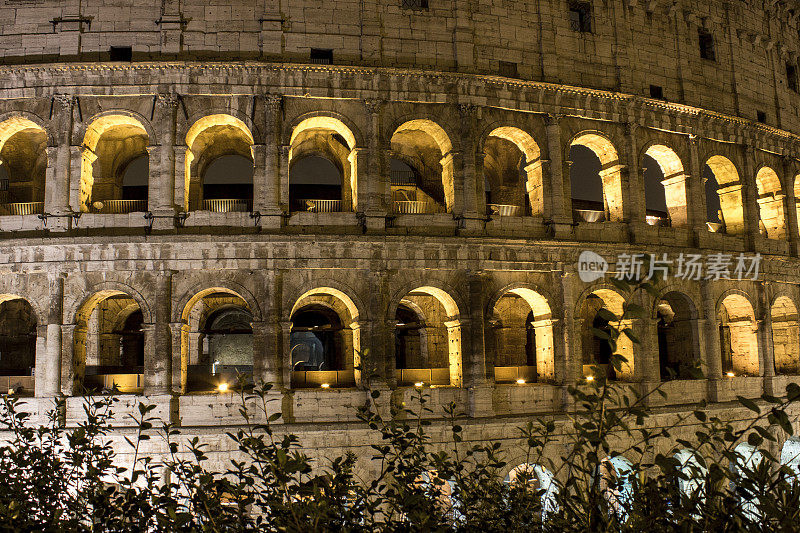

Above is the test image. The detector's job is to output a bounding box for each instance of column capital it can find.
[364,98,385,114]
[545,113,563,127]
[263,93,283,110]
[155,93,180,110]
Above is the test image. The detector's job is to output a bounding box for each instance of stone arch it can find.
[71,288,148,394]
[771,295,799,375]
[793,174,800,238]
[66,282,153,325]
[183,114,255,212]
[0,111,51,145]
[717,292,759,376]
[175,281,262,324]
[390,283,463,387]
[177,286,256,393]
[289,286,362,388]
[0,116,48,213]
[287,114,360,212]
[597,455,635,520]
[704,155,745,234]
[0,294,39,394]
[569,131,624,222]
[673,448,707,498]
[390,119,456,213]
[482,126,543,217]
[504,463,559,518]
[487,284,555,383]
[575,286,633,380]
[755,166,786,239]
[78,113,151,213]
[642,143,688,226]
[653,290,701,380]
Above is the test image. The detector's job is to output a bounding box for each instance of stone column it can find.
[740,144,761,249]
[700,281,723,401]
[68,146,86,213]
[623,123,645,230]
[60,324,76,396]
[458,104,480,220]
[559,269,579,384]
[279,320,293,390]
[384,318,399,388]
[37,272,65,397]
[465,271,488,386]
[279,145,291,211]
[173,145,188,212]
[544,114,572,237]
[782,155,800,255]
[148,94,180,229]
[251,320,281,386]
[363,99,387,231]
[758,284,776,394]
[441,150,464,216]
[143,272,172,395]
[44,94,74,231]
[169,322,186,393]
[686,134,708,242]
[258,94,283,225]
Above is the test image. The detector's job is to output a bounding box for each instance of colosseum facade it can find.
[0,0,799,480]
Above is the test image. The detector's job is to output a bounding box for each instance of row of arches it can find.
[0,280,797,395]
[1,111,795,238]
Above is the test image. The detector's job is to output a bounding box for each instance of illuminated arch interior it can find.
[570,133,623,222]
[0,117,47,210]
[391,120,454,212]
[643,144,687,226]
[705,155,744,234]
[771,296,799,375]
[755,167,786,239]
[484,127,542,216]
[578,289,634,380]
[718,294,759,376]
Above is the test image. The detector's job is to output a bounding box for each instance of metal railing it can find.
[645,215,671,227]
[487,204,522,217]
[93,199,147,214]
[574,209,605,223]
[390,170,417,186]
[200,199,252,213]
[2,202,44,215]
[296,199,343,213]
[393,200,444,214]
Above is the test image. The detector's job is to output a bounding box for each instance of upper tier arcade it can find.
[2,0,800,132]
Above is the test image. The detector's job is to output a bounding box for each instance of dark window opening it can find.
[402,0,429,9]
[757,110,767,123]
[698,29,715,61]
[310,48,333,65]
[591,314,617,381]
[524,311,539,380]
[788,63,798,93]
[290,306,344,372]
[499,61,518,78]
[649,85,664,99]
[569,1,592,33]
[395,305,424,370]
[109,46,132,62]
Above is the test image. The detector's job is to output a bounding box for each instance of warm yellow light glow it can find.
[585,376,595,382]
[414,382,424,387]
[321,383,331,389]
[516,378,526,385]
[726,372,735,378]
[6,388,13,395]
[218,383,229,392]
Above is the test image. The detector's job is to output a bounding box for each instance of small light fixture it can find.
[414,381,424,387]
[321,383,330,388]
[217,383,229,393]
[726,372,735,378]
[585,376,595,382]
[7,388,13,395]
[516,378,526,385]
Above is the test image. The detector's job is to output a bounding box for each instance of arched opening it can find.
[731,443,763,521]
[180,289,254,393]
[780,438,800,480]
[704,156,744,234]
[394,286,462,387]
[578,289,633,381]
[673,449,707,500]
[656,292,700,380]
[755,167,786,239]
[643,145,687,227]
[570,133,623,223]
[185,114,254,213]
[395,303,427,373]
[390,157,444,214]
[390,120,453,214]
[483,127,542,217]
[0,296,37,394]
[717,294,759,377]
[74,291,145,394]
[504,463,558,519]
[290,288,359,388]
[489,288,554,383]
[597,456,634,522]
[288,117,357,213]
[771,296,799,375]
[80,115,149,214]
[0,118,47,216]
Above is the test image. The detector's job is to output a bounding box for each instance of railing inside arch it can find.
[199,199,253,213]
[293,199,343,213]
[392,200,445,214]
[487,204,523,217]
[390,170,417,186]
[92,199,148,214]
[0,202,44,216]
